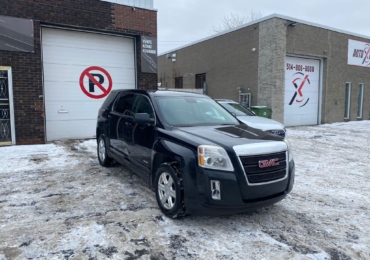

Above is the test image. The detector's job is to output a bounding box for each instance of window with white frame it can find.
[344,83,351,119]
[357,83,364,118]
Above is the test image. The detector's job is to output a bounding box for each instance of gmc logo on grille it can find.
[258,158,279,168]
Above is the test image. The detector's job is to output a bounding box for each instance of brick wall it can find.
[0,0,157,144]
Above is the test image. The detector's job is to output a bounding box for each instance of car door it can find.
[110,93,136,157]
[129,94,155,173]
[107,94,124,154]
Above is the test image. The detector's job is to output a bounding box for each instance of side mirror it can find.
[134,113,154,125]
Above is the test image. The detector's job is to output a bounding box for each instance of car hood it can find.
[236,116,285,131]
[173,124,284,154]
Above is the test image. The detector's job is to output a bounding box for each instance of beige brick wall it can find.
[258,18,287,123]
[158,17,370,125]
[286,23,370,123]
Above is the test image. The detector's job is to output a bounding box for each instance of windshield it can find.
[219,102,255,116]
[155,96,239,126]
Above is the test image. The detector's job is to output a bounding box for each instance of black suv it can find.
[96,90,295,218]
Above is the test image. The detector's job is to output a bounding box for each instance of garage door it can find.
[42,28,135,141]
[284,56,320,126]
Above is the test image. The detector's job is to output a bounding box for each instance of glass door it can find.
[0,68,15,145]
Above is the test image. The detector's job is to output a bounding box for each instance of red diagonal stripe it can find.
[84,72,107,93]
[297,75,309,97]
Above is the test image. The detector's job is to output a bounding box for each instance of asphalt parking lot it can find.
[1,121,369,260]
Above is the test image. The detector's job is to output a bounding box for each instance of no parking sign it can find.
[79,66,113,99]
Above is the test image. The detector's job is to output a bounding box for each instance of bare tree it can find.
[212,11,262,33]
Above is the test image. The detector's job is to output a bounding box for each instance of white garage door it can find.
[42,28,135,141]
[284,56,320,126]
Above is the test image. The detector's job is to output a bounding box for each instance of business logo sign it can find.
[288,72,311,107]
[348,39,370,67]
[0,15,34,52]
[141,36,157,73]
[284,56,320,126]
[258,159,279,168]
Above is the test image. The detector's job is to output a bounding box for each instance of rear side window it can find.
[114,94,136,117]
[101,91,120,109]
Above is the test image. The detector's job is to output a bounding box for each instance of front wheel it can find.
[97,135,113,167]
[155,164,186,218]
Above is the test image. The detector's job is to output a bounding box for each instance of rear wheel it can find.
[155,164,186,218]
[97,135,113,167]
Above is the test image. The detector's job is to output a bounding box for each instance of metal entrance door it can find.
[0,67,15,145]
[239,93,251,109]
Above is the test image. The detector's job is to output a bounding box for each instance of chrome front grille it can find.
[239,152,287,184]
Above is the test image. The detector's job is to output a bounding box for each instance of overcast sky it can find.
[153,0,370,54]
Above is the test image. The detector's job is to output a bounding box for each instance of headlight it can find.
[198,145,234,171]
[284,138,293,162]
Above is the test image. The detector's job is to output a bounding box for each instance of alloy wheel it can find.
[98,138,106,162]
[157,171,176,209]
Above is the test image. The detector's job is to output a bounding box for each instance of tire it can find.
[155,164,186,218]
[97,134,113,167]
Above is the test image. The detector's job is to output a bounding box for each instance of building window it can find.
[175,77,183,89]
[195,73,206,89]
[344,83,351,119]
[357,83,364,118]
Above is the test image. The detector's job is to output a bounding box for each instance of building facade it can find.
[0,0,157,145]
[158,14,370,127]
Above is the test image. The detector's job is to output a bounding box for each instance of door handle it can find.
[58,109,68,114]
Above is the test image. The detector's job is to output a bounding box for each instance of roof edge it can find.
[159,13,370,56]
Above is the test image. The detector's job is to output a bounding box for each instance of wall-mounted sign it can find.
[141,36,157,73]
[0,15,34,52]
[284,56,320,127]
[79,66,113,99]
[347,39,370,67]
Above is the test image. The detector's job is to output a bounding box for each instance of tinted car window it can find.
[115,94,136,117]
[101,91,120,109]
[132,95,154,118]
[219,102,255,116]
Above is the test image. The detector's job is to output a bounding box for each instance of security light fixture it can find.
[166,53,176,62]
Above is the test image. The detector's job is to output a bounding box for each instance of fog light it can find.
[211,180,221,200]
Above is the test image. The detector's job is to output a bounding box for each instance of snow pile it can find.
[0,121,369,259]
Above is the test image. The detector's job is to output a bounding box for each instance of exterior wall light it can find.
[166,53,176,62]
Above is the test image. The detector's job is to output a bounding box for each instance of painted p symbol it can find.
[89,74,104,92]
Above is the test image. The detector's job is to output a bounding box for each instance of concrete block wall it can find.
[158,15,370,125]
[158,25,260,104]
[286,23,370,123]
[258,18,287,124]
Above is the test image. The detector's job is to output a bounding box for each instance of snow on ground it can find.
[0,121,370,260]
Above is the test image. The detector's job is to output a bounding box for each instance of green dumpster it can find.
[250,106,271,118]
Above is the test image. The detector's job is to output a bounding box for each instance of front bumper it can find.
[184,160,295,216]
